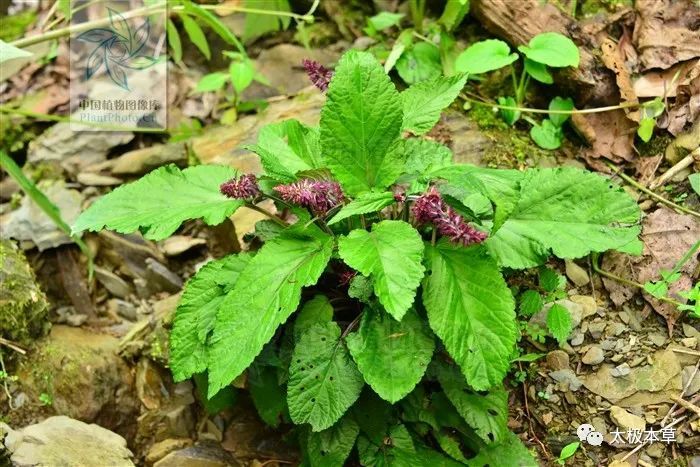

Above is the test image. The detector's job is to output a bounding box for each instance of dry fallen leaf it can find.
[573,110,637,170]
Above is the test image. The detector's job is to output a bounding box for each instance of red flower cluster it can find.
[274,179,344,215]
[302,59,334,92]
[412,187,488,246]
[220,174,261,200]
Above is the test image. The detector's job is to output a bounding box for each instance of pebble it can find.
[619,311,630,324]
[582,345,605,365]
[610,406,646,432]
[607,322,627,337]
[648,333,667,347]
[570,295,597,319]
[683,323,700,339]
[565,260,590,287]
[95,267,133,299]
[546,350,570,371]
[107,299,138,322]
[588,321,606,339]
[611,363,631,377]
[549,369,583,391]
[570,331,584,346]
[76,173,123,186]
[646,443,665,458]
[681,337,698,349]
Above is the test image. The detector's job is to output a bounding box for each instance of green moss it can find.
[579,0,632,17]
[637,133,673,158]
[0,10,37,42]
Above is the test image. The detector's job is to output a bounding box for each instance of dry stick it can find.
[649,148,700,190]
[672,348,700,357]
[0,337,27,355]
[670,395,700,417]
[662,358,700,426]
[620,416,686,462]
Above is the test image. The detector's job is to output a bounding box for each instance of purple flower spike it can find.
[412,187,488,246]
[220,173,261,200]
[302,59,334,92]
[274,179,344,216]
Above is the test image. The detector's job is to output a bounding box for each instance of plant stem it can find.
[244,202,287,227]
[608,163,700,219]
[459,93,641,115]
[341,312,363,340]
[0,151,94,280]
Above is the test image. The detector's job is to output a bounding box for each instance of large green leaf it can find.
[401,74,467,135]
[287,322,364,431]
[455,39,517,75]
[170,253,251,382]
[403,139,453,176]
[338,221,425,320]
[468,431,538,467]
[518,32,580,68]
[294,294,334,340]
[72,164,242,241]
[395,42,443,84]
[247,119,322,182]
[437,364,508,444]
[321,50,403,195]
[0,39,32,64]
[328,192,395,226]
[357,423,416,467]
[486,167,642,269]
[249,358,288,427]
[422,242,517,390]
[207,225,334,397]
[305,414,360,467]
[346,307,434,403]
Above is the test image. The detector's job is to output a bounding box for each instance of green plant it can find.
[39,392,53,406]
[73,50,641,465]
[643,239,700,316]
[556,441,580,465]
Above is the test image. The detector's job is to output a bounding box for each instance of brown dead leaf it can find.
[601,37,639,121]
[633,154,663,187]
[573,110,637,169]
[633,0,700,71]
[633,59,699,98]
[657,61,700,136]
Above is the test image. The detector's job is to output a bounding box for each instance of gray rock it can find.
[530,300,583,333]
[569,331,584,346]
[546,350,570,371]
[582,345,605,365]
[110,143,187,175]
[145,258,183,293]
[549,369,583,391]
[588,321,607,339]
[154,442,239,467]
[107,298,138,322]
[683,365,700,396]
[610,405,645,432]
[95,266,133,299]
[565,260,590,287]
[607,322,627,337]
[611,363,631,377]
[4,416,134,466]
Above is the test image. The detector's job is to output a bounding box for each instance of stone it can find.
[76,173,123,186]
[588,321,607,339]
[549,369,583,391]
[610,406,646,432]
[582,345,605,365]
[142,258,183,295]
[646,441,665,458]
[570,295,597,319]
[154,442,239,467]
[607,322,627,337]
[160,236,207,257]
[107,299,138,322]
[683,365,700,396]
[110,142,187,175]
[565,260,590,287]
[611,363,631,377]
[0,239,49,346]
[4,416,134,466]
[681,337,698,349]
[95,266,133,299]
[648,333,667,347]
[546,350,570,371]
[146,438,193,464]
[529,300,583,332]
[570,331,584,346]
[683,323,700,339]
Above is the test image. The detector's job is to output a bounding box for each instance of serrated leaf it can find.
[403,139,453,175]
[305,415,360,467]
[468,431,538,467]
[181,14,210,59]
[437,364,508,444]
[346,307,434,403]
[546,303,572,345]
[433,431,468,463]
[422,242,517,390]
[396,42,442,84]
[73,165,242,241]
[170,253,251,382]
[348,275,374,303]
[401,74,467,135]
[357,423,416,467]
[539,267,564,292]
[455,39,517,75]
[486,167,642,269]
[518,290,543,316]
[288,322,364,431]
[518,32,579,68]
[338,221,425,320]
[207,225,334,397]
[321,51,403,195]
[328,192,395,226]
[294,295,334,340]
[249,119,322,182]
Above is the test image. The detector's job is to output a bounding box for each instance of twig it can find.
[663,358,700,426]
[649,149,700,190]
[0,338,27,355]
[672,348,700,357]
[244,202,287,227]
[670,395,700,417]
[340,312,363,340]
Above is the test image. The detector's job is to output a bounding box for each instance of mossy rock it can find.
[0,239,49,347]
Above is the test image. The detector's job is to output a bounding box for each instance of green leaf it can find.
[249,119,322,182]
[170,253,251,381]
[401,74,467,135]
[294,295,334,340]
[518,32,579,68]
[689,173,700,195]
[433,431,468,463]
[357,423,416,466]
[539,267,564,292]
[207,225,334,397]
[402,139,453,183]
[486,167,642,269]
[637,117,655,142]
[305,415,360,467]
[249,360,288,427]
[558,442,580,463]
[530,119,563,150]
[338,220,425,320]
[0,39,32,63]
[368,12,404,31]
[396,42,443,84]
[230,59,254,94]
[347,307,434,403]
[73,165,242,241]
[181,14,211,60]
[349,275,374,303]
[519,290,543,316]
[195,72,230,92]
[414,443,465,467]
[166,19,182,63]
[643,280,668,299]
[498,96,520,126]
[193,373,237,414]
[243,0,290,41]
[468,431,538,467]
[546,303,572,345]
[524,58,552,84]
[422,242,517,390]
[320,50,403,195]
[439,0,470,32]
[328,192,395,226]
[183,0,245,52]
[287,322,364,431]
[548,96,574,127]
[455,39,517,75]
[437,364,508,444]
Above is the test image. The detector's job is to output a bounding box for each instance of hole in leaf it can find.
[311,398,316,403]
[487,433,494,442]
[321,337,326,342]
[296,359,301,363]
[488,409,498,416]
[329,376,334,381]
[320,451,327,456]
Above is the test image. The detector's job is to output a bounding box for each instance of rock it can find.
[645,443,665,459]
[76,172,123,186]
[107,298,138,322]
[146,438,193,465]
[610,406,646,432]
[565,260,590,287]
[110,143,187,175]
[682,337,698,349]
[648,333,667,347]
[142,258,183,295]
[444,110,494,166]
[611,363,631,378]
[570,331,584,346]
[606,322,627,337]
[66,313,88,327]
[570,295,597,319]
[691,456,700,467]
[4,416,134,466]
[683,365,700,396]
[588,321,607,339]
[95,266,133,299]
[12,326,139,440]
[546,350,570,371]
[160,236,206,257]
[530,300,583,332]
[2,181,84,250]
[683,323,700,339]
[549,369,583,391]
[154,442,239,467]
[0,239,49,346]
[582,345,605,365]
